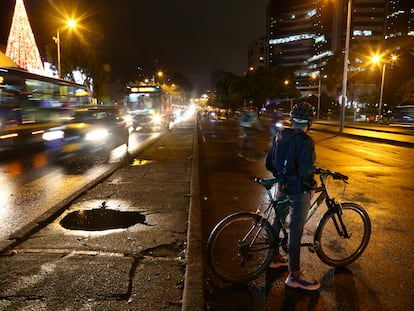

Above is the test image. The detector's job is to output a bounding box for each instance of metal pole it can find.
[317,76,321,120]
[57,29,61,78]
[378,63,386,122]
[339,0,352,133]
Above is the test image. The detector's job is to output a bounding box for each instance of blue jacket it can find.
[266,128,316,195]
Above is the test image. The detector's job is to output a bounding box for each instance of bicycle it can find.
[206,166,371,283]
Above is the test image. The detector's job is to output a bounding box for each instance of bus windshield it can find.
[124,85,172,131]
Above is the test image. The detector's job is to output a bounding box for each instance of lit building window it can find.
[353,30,373,36]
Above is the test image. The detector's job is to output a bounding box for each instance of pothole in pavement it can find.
[60,201,147,231]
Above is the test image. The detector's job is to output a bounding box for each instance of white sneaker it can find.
[285,272,320,290]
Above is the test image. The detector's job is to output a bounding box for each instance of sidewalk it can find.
[312,120,414,148]
[0,119,203,310]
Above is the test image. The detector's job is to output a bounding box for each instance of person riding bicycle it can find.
[238,110,263,160]
[268,110,286,147]
[265,101,320,290]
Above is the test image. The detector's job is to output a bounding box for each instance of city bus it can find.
[0,67,91,149]
[124,85,172,131]
[389,104,414,127]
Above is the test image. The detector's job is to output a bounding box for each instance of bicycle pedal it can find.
[308,243,320,253]
[302,242,317,253]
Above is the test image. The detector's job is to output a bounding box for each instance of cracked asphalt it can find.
[0,122,197,310]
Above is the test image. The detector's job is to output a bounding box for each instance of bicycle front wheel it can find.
[206,212,276,283]
[315,202,371,266]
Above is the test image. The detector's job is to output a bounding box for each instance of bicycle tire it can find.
[206,212,276,283]
[314,202,371,266]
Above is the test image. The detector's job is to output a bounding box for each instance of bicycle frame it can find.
[258,177,328,222]
[306,170,336,222]
[256,172,349,251]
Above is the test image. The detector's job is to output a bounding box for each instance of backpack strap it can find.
[282,131,299,175]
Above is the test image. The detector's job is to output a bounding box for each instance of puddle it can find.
[60,207,147,231]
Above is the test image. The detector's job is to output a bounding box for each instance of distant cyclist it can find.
[265,101,320,291]
[268,111,287,147]
[238,110,263,161]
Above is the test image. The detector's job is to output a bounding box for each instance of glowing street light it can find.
[67,19,76,28]
[152,70,163,85]
[371,54,398,122]
[53,19,77,78]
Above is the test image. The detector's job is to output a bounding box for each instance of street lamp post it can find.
[378,62,386,122]
[373,54,397,122]
[153,71,163,85]
[157,71,163,84]
[317,75,321,120]
[312,74,322,120]
[339,0,352,133]
[53,19,76,78]
[55,29,61,78]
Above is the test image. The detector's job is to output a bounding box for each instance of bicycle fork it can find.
[328,200,352,239]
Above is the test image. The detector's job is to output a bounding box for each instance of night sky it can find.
[0,0,269,91]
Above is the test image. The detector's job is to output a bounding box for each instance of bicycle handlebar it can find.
[254,167,348,190]
[314,166,349,182]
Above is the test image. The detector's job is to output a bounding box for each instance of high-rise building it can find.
[351,0,387,50]
[385,0,414,104]
[247,37,266,72]
[385,0,414,50]
[266,0,333,95]
[265,0,400,97]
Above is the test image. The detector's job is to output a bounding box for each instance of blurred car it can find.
[130,112,171,132]
[42,106,129,163]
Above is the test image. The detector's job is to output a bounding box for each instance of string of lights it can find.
[5,0,44,73]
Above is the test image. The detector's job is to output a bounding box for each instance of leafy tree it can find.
[214,67,298,111]
[214,71,241,108]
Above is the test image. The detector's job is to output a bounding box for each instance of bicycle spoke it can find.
[207,213,276,283]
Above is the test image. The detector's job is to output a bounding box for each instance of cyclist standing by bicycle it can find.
[265,101,320,290]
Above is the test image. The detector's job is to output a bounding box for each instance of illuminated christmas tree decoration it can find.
[5,0,44,73]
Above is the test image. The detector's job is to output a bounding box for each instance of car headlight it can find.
[151,115,162,124]
[85,129,109,141]
[123,114,133,124]
[42,130,64,141]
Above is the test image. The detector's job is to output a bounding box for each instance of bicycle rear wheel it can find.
[315,202,371,266]
[206,212,276,283]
